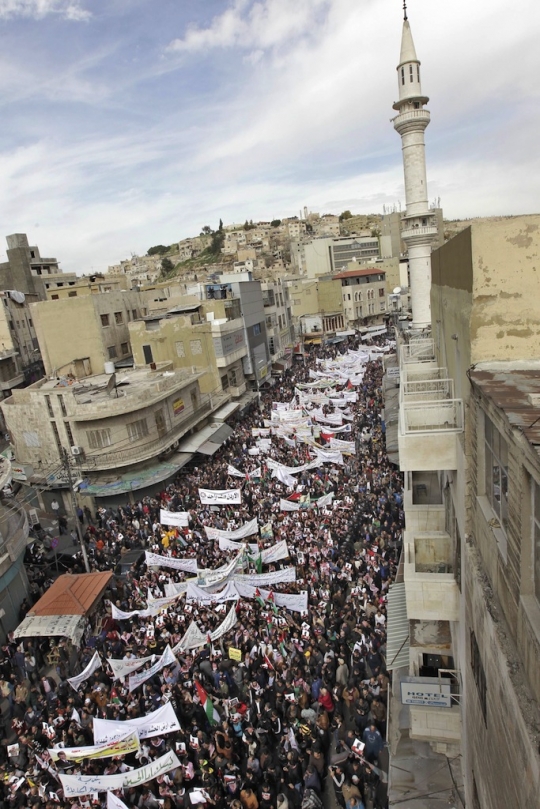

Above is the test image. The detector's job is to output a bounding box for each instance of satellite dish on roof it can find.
[105,373,117,397]
[393,287,402,294]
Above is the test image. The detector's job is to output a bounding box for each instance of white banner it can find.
[272,468,297,487]
[227,464,245,478]
[145,552,198,573]
[266,458,319,475]
[93,703,181,745]
[67,652,101,691]
[204,517,258,541]
[234,567,296,587]
[164,581,189,597]
[108,793,130,809]
[199,488,242,505]
[218,536,258,553]
[108,654,155,680]
[313,448,345,465]
[313,412,343,426]
[160,509,190,528]
[186,580,239,605]
[60,750,180,797]
[173,604,237,651]
[330,438,356,454]
[280,498,300,511]
[319,423,352,435]
[128,645,177,692]
[261,540,290,564]
[316,491,335,508]
[50,730,140,762]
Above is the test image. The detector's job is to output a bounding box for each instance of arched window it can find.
[401,67,405,85]
[409,65,414,82]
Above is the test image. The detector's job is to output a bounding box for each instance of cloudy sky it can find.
[0,0,538,274]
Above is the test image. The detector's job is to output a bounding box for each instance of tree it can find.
[218,219,224,232]
[339,210,353,222]
[161,257,174,274]
[201,225,212,235]
[147,244,169,256]
[271,219,281,228]
[210,228,225,255]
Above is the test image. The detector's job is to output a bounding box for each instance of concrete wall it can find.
[32,291,144,377]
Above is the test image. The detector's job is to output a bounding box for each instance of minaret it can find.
[392,2,437,330]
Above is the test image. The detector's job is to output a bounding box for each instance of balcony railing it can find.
[402,378,454,401]
[400,399,464,434]
[402,363,447,382]
[79,400,215,470]
[401,339,435,364]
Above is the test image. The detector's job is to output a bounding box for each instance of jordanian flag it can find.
[195,679,219,725]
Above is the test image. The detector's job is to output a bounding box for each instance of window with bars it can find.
[86,429,112,450]
[484,415,508,533]
[470,631,487,722]
[126,419,148,443]
[533,479,540,603]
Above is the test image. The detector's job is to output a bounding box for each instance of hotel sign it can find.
[400,677,452,708]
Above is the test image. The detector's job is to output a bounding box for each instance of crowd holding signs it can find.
[1,333,400,809]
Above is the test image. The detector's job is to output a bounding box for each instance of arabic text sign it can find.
[60,750,180,797]
[160,509,189,528]
[93,703,180,745]
[50,730,140,762]
[199,488,242,505]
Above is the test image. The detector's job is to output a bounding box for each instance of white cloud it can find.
[167,0,330,54]
[0,0,90,20]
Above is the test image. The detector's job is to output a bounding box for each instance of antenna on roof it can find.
[403,0,408,20]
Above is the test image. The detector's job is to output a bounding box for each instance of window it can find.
[380,302,386,312]
[401,67,405,85]
[470,631,487,722]
[68,291,77,297]
[51,295,59,300]
[114,311,123,324]
[253,323,261,336]
[23,431,40,447]
[51,422,62,452]
[28,318,33,327]
[107,345,118,359]
[132,309,138,320]
[155,409,166,439]
[121,342,129,355]
[229,368,238,387]
[59,396,67,417]
[100,314,110,327]
[190,339,202,356]
[65,423,75,446]
[176,341,185,358]
[484,415,508,533]
[409,64,414,82]
[533,480,540,602]
[86,428,112,450]
[417,65,420,82]
[143,344,154,364]
[127,418,148,442]
[347,294,351,301]
[221,374,229,391]
[45,395,54,418]
[379,287,385,297]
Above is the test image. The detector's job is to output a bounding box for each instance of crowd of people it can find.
[1,334,402,809]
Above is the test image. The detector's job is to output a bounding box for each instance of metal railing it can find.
[400,399,464,434]
[79,400,214,469]
[402,377,454,401]
[401,338,435,363]
[402,364,447,382]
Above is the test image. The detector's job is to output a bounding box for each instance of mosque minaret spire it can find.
[392,2,437,330]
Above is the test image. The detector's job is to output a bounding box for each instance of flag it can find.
[264,654,274,671]
[195,680,219,725]
[267,591,278,616]
[71,708,81,725]
[254,588,265,608]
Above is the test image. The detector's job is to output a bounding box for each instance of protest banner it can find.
[59,750,180,797]
[93,703,180,745]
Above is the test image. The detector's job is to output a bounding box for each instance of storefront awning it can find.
[14,614,85,645]
[197,423,234,455]
[386,581,410,670]
[79,453,193,497]
[27,571,113,617]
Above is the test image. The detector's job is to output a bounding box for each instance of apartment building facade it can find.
[333,266,387,327]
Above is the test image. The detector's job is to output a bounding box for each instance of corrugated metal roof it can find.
[469,366,540,455]
[28,572,113,616]
[386,581,410,670]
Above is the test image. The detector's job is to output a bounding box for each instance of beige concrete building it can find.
[31,290,147,379]
[333,265,387,327]
[1,364,228,510]
[261,278,294,370]
[286,276,344,346]
[388,215,540,809]
[0,290,42,401]
[128,298,247,399]
[45,274,130,301]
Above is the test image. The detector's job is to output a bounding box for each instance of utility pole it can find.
[61,448,90,573]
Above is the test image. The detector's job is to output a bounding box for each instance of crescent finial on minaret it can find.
[403,0,408,21]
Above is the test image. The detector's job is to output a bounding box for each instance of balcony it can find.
[398,399,463,471]
[79,399,217,470]
[404,531,460,622]
[401,338,435,364]
[401,378,454,401]
[409,705,461,753]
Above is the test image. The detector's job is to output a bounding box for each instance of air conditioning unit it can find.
[71,446,84,457]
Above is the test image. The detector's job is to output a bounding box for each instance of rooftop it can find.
[29,571,112,616]
[333,267,387,280]
[469,362,540,453]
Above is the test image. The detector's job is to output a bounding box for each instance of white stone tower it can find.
[392,3,437,330]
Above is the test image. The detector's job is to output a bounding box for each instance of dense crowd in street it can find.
[0,334,402,809]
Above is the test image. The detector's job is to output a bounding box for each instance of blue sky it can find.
[0,0,539,274]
